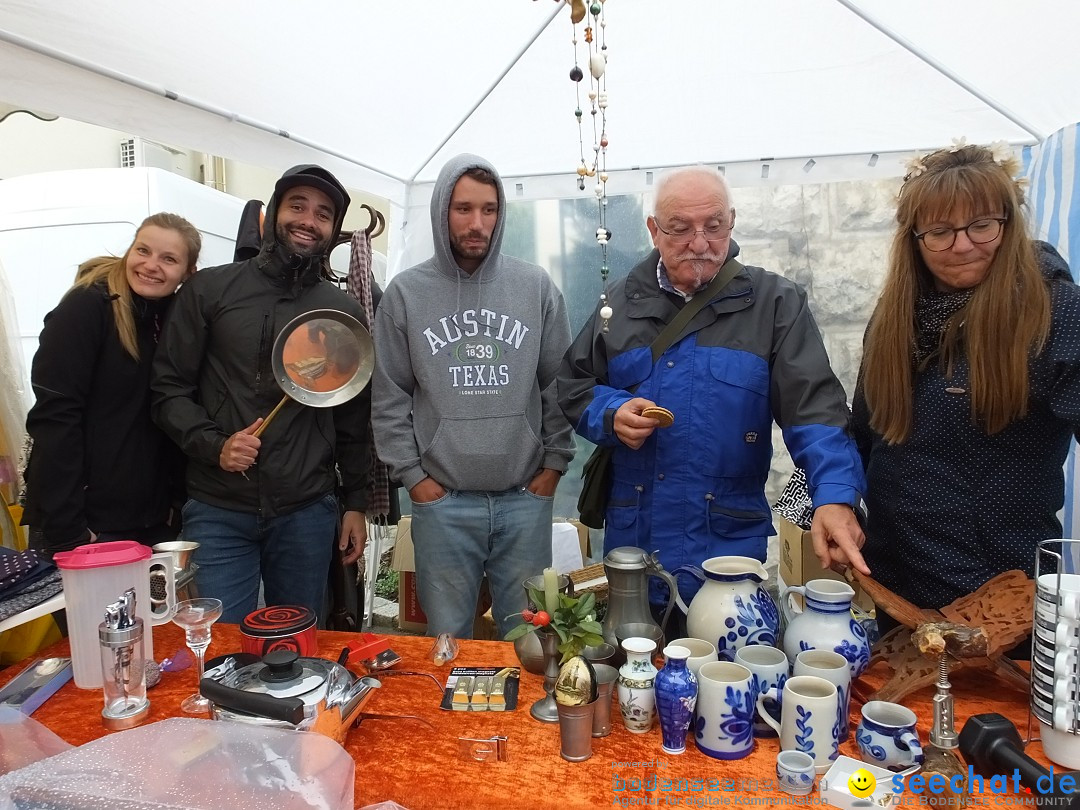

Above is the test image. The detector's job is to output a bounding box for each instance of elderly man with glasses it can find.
[558,166,867,631]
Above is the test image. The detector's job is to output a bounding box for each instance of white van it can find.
[0,167,245,394]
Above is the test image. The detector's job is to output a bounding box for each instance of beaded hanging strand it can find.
[566,0,612,331]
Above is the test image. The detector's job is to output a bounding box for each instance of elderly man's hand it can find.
[810,503,870,576]
[614,397,662,449]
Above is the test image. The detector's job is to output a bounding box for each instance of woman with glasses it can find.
[849,143,1080,628]
[23,213,201,558]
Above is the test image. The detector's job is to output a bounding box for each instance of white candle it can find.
[543,567,559,616]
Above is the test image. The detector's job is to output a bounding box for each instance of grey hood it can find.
[429,153,506,280]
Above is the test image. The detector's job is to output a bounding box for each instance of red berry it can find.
[521,609,535,622]
[531,611,551,627]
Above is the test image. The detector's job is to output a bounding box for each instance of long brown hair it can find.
[861,144,1050,443]
[74,213,200,360]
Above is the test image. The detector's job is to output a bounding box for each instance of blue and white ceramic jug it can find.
[678,556,780,661]
[781,578,870,678]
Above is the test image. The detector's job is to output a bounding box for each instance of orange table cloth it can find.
[0,623,1053,809]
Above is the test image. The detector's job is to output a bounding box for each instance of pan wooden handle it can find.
[253,395,289,438]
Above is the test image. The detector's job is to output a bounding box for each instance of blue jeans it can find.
[182,495,338,624]
[410,487,554,639]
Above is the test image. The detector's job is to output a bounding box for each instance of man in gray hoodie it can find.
[373,154,573,639]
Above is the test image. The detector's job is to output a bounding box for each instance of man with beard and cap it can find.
[557,166,867,635]
[152,165,370,624]
[372,154,573,639]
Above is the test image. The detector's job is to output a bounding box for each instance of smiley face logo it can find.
[848,768,876,798]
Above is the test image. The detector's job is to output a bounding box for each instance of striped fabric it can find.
[1024,123,1080,542]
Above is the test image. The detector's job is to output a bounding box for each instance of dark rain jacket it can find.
[558,242,864,604]
[151,167,371,517]
[24,283,183,553]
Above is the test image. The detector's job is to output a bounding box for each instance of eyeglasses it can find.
[913,217,1007,252]
[652,212,735,245]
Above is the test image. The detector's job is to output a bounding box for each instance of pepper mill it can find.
[99,588,150,730]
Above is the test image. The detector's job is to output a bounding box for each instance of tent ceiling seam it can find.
[405,2,565,184]
[833,0,1044,143]
[0,28,408,184]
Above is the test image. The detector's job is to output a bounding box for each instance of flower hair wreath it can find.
[902,138,1023,186]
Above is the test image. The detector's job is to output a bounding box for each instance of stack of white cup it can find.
[1032,570,1080,768]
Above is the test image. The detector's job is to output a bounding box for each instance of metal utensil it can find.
[254,309,374,438]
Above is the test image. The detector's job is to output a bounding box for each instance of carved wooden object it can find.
[852,570,1033,703]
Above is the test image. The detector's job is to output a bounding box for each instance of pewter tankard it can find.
[600,547,678,651]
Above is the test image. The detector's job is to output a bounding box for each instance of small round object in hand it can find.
[641,406,675,428]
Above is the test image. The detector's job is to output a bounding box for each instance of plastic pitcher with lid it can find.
[54,541,175,688]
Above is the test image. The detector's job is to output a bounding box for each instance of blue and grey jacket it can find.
[558,242,864,603]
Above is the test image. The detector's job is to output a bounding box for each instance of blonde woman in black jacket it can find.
[23,212,201,557]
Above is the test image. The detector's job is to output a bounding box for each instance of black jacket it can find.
[151,167,372,516]
[24,282,183,552]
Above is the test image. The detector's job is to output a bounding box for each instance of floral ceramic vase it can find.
[655,645,698,754]
[682,557,780,661]
[617,636,658,733]
[781,579,870,678]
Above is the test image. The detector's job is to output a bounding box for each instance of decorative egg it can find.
[555,655,597,706]
[589,54,606,80]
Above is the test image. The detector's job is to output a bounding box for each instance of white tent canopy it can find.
[3,0,1080,206]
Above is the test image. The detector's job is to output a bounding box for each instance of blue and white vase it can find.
[781,579,870,679]
[681,557,780,662]
[655,645,698,754]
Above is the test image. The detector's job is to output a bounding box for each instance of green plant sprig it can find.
[504,587,605,663]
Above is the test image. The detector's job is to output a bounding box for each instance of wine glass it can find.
[170,597,223,714]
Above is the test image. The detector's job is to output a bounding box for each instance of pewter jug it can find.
[600,547,679,651]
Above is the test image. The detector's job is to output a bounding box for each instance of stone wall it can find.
[729,176,902,503]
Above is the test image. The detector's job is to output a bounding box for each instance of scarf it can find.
[347,230,392,522]
[913,288,974,367]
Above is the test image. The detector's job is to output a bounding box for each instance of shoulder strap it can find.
[649,257,743,362]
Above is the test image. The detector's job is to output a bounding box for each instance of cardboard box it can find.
[391,517,591,635]
[778,517,874,614]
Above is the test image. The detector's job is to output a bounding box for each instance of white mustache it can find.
[674,252,724,263]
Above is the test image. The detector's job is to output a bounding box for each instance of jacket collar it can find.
[621,242,753,320]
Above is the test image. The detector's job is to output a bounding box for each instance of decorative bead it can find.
[570,66,583,82]
[576,164,588,177]
[586,167,596,177]
[574,107,582,119]
[590,2,602,16]
[593,144,600,152]
[577,177,586,191]
[589,53,606,79]
[584,26,593,43]
[595,227,611,245]
[598,92,608,109]
[594,184,604,198]
[600,305,613,320]
[600,293,607,302]
[588,91,597,101]
[600,172,608,182]
[570,0,587,24]
[600,136,609,147]
[601,197,608,206]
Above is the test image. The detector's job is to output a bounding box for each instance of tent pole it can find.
[833,0,1044,143]
[0,30,407,184]
[406,3,565,183]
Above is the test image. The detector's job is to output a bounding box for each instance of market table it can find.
[0,623,1054,809]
